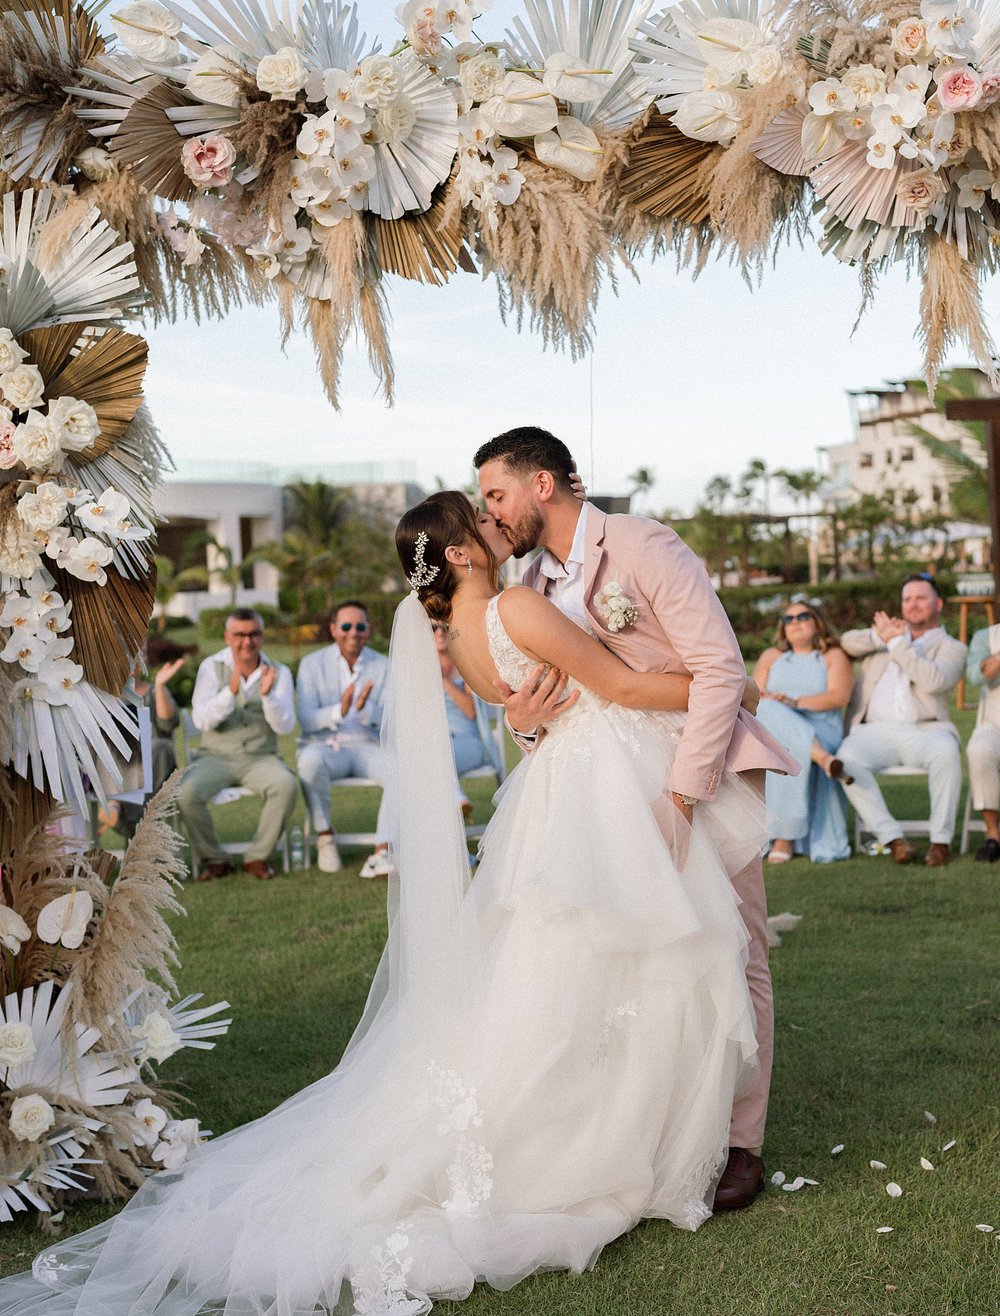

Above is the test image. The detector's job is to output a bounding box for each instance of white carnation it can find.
[356,54,400,108]
[9,1093,56,1142]
[376,98,418,147]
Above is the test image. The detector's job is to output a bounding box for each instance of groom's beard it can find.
[500,507,545,558]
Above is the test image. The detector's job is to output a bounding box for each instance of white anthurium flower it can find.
[356,54,401,109]
[307,196,351,227]
[0,593,43,632]
[374,99,417,149]
[841,64,888,107]
[255,46,308,102]
[920,2,979,57]
[459,51,504,103]
[533,116,603,182]
[808,78,857,116]
[0,904,31,954]
[1,363,46,412]
[673,89,743,144]
[801,111,846,160]
[186,43,243,108]
[480,73,559,137]
[0,328,28,372]
[36,888,94,949]
[17,481,68,534]
[130,1098,168,1148]
[866,135,897,169]
[9,1093,56,1142]
[60,536,113,585]
[297,111,339,158]
[131,1012,182,1064]
[694,18,763,77]
[490,146,524,204]
[152,1118,203,1169]
[332,139,376,185]
[702,65,741,92]
[957,168,993,209]
[75,147,118,182]
[74,487,131,537]
[0,1021,35,1068]
[541,52,607,105]
[35,655,85,704]
[110,2,181,61]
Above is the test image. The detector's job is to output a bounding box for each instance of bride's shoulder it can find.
[496,585,547,618]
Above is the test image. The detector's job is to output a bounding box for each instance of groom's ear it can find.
[533,470,557,503]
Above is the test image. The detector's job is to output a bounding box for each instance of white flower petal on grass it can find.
[920,1157,935,1171]
[870,1159,888,1169]
[831,1144,845,1155]
[36,889,94,949]
[924,1110,937,1123]
[886,1182,903,1197]
[771,1170,786,1185]
[782,1176,806,1191]
[976,1224,994,1233]
[876,1226,894,1234]
[942,1140,956,1151]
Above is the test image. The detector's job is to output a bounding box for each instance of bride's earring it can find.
[466,559,473,578]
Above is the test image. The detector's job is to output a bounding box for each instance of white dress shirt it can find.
[192,648,296,735]
[865,626,941,724]
[536,503,593,634]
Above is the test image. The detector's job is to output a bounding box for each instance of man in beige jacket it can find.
[838,575,966,867]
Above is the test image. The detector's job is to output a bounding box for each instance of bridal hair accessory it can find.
[595,582,639,633]
[408,532,440,591]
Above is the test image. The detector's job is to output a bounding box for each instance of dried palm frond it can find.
[0,765,55,867]
[751,102,810,177]
[108,79,198,203]
[371,185,472,284]
[366,51,459,221]
[54,565,155,697]
[919,231,1000,395]
[616,109,719,224]
[477,154,621,357]
[810,140,922,232]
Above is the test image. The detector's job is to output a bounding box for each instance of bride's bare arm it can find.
[498,588,693,712]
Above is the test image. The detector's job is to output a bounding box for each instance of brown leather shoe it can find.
[244,860,276,881]
[888,837,916,864]
[924,843,950,867]
[196,860,234,883]
[713,1147,766,1212]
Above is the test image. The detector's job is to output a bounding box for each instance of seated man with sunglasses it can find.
[837,574,966,867]
[296,601,391,876]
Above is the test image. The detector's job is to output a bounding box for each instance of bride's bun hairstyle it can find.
[396,492,500,624]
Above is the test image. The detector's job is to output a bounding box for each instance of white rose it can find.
[673,90,743,144]
[0,328,28,372]
[110,2,181,62]
[0,527,42,579]
[47,395,100,452]
[17,482,68,533]
[356,54,400,108]
[841,64,888,107]
[1,363,45,411]
[75,147,118,182]
[375,98,418,148]
[12,413,63,473]
[0,1022,36,1068]
[9,1093,56,1142]
[131,1011,183,1064]
[892,18,933,60]
[744,45,783,86]
[255,46,308,101]
[459,52,505,103]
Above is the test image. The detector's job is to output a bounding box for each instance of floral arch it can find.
[0,0,998,1221]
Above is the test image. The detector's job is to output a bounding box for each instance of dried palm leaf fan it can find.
[616,111,718,224]
[110,80,198,203]
[4,0,106,59]
[53,559,156,695]
[371,186,475,285]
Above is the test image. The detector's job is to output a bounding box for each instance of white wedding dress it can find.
[0,595,763,1316]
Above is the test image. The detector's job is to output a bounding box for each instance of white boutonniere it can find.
[594,582,638,633]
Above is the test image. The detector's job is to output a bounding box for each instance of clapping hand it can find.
[259,661,276,696]
[355,679,374,712]
[495,664,580,736]
[873,610,906,644]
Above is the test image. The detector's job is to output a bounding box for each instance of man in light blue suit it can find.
[296,600,390,875]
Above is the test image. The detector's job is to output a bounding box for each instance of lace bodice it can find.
[485,595,536,690]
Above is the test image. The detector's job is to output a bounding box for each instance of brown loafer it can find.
[713,1147,766,1212]
[244,860,276,881]
[888,837,916,864]
[824,757,854,786]
[924,842,950,867]
[197,860,234,883]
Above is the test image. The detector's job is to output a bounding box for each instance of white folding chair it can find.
[960,790,986,855]
[302,775,382,858]
[853,765,932,851]
[180,711,291,874]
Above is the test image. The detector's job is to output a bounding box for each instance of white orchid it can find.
[110,2,181,61]
[0,629,52,671]
[36,889,94,949]
[0,593,43,633]
[25,576,64,610]
[920,2,979,57]
[35,655,84,703]
[129,1098,168,1148]
[480,72,558,137]
[893,65,934,102]
[541,52,607,104]
[673,90,742,144]
[297,112,340,158]
[808,78,857,116]
[0,904,31,954]
[957,168,993,209]
[307,196,351,227]
[865,136,897,169]
[489,146,524,204]
[534,116,603,182]
[324,69,368,125]
[151,1118,203,1170]
[37,605,72,637]
[60,536,113,585]
[73,487,132,538]
[332,139,376,186]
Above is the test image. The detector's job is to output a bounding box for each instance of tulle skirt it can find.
[0,705,762,1315]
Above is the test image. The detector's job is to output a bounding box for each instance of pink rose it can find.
[0,416,17,469]
[180,133,237,188]
[936,66,983,112]
[980,73,1000,109]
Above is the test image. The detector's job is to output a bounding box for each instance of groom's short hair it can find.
[474,427,575,492]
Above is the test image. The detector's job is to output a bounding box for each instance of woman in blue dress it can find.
[752,599,854,863]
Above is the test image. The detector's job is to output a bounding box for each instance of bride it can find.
[0,492,765,1316]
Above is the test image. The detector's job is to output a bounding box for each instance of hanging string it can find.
[588,345,596,491]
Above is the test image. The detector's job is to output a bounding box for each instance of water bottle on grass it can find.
[289,825,305,870]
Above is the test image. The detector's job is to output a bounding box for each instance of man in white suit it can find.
[296,601,390,876]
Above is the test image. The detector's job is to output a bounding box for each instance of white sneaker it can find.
[316,833,342,874]
[359,850,391,879]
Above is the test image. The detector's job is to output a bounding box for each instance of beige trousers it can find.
[967,724,1000,812]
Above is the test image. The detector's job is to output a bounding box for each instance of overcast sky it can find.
[142,0,991,515]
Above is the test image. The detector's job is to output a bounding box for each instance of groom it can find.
[475,426,798,1212]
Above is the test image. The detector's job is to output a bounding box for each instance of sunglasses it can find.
[783,611,814,625]
[228,629,262,640]
[338,622,369,633]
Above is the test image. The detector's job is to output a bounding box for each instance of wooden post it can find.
[946,396,1000,608]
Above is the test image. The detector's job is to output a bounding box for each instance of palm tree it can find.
[181,532,244,607]
[905,369,988,525]
[627,467,655,510]
[152,554,209,632]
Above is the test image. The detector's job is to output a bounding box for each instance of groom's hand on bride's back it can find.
[495,664,580,739]
[741,676,761,717]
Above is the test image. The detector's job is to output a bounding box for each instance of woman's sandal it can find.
[823,757,854,786]
[767,849,793,864]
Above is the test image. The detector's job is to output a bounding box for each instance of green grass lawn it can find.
[2,719,997,1313]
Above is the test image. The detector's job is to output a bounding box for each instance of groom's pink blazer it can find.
[522,505,799,800]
